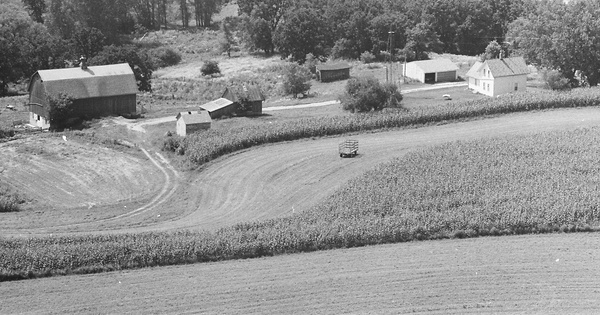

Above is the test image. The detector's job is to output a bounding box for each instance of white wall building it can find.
[465,57,529,97]
[404,59,458,83]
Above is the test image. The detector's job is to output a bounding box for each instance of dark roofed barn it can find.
[28,62,137,129]
[222,85,264,116]
[316,63,351,82]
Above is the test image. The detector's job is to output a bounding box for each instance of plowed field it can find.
[2,233,599,314]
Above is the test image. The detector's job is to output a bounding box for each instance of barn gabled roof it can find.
[408,59,458,73]
[29,63,138,99]
[199,98,235,112]
[177,111,211,125]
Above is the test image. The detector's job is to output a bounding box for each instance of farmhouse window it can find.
[514,83,518,91]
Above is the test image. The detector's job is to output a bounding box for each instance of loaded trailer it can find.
[339,139,358,158]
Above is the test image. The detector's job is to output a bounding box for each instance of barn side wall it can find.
[71,94,136,118]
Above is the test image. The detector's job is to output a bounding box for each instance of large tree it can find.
[0,3,64,95]
[507,0,600,86]
[274,7,327,62]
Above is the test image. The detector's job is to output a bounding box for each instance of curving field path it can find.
[4,107,600,236]
[4,108,600,313]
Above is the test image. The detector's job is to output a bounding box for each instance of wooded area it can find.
[2,0,600,95]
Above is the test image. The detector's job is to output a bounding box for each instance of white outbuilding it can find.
[404,59,458,83]
[175,111,211,136]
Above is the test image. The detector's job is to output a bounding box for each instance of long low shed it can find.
[316,63,351,82]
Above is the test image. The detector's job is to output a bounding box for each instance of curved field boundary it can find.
[3,107,600,237]
[2,233,599,314]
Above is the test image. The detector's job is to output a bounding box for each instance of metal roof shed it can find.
[199,98,236,119]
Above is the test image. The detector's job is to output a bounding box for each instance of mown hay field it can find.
[3,126,600,281]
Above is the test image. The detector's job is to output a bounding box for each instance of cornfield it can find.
[169,87,600,167]
[3,127,600,281]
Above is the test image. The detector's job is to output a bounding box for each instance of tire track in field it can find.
[1,147,180,236]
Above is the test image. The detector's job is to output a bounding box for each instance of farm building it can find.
[175,111,211,136]
[199,98,236,119]
[404,59,458,83]
[316,63,351,82]
[465,57,529,97]
[28,62,137,129]
[222,85,264,116]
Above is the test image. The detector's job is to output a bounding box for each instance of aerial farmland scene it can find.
[3,0,600,313]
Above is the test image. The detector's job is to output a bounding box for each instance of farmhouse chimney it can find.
[80,56,88,70]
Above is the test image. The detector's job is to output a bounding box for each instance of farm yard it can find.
[4,0,600,312]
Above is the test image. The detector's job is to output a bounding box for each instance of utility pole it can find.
[388,30,395,84]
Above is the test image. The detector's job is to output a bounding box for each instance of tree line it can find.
[2,0,600,96]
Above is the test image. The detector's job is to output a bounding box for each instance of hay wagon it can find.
[339,139,358,158]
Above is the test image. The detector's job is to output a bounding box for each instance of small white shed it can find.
[175,111,211,136]
[405,59,458,83]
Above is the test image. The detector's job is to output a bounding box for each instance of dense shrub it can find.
[201,60,221,76]
[360,51,376,64]
[0,183,24,213]
[340,77,402,112]
[0,127,15,139]
[281,63,312,98]
[148,46,182,68]
[45,92,74,130]
[542,69,571,90]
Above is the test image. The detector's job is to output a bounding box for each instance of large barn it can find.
[404,59,458,83]
[28,62,138,129]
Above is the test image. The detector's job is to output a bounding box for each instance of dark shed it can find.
[222,85,264,116]
[316,63,351,82]
[28,63,138,129]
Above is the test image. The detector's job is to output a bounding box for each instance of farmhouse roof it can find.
[316,63,352,71]
[177,111,211,125]
[199,98,234,112]
[29,63,138,99]
[466,57,529,78]
[408,59,458,73]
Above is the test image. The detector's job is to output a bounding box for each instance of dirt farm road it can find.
[4,107,600,237]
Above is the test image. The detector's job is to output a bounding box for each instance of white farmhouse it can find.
[465,57,529,97]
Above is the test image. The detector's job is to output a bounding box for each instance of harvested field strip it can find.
[178,87,600,167]
[2,233,599,314]
[3,127,600,281]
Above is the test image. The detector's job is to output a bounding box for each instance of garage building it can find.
[404,59,458,84]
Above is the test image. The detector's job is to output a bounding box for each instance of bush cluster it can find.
[201,60,221,76]
[148,47,182,68]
